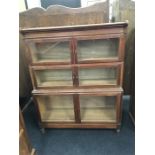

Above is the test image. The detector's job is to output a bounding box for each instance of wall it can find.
[112,0,135,95]
[81,0,106,7]
[41,0,81,8]
[19,0,26,12]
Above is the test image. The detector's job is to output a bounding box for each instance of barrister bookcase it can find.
[20,22,128,132]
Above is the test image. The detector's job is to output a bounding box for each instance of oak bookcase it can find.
[20,22,128,132]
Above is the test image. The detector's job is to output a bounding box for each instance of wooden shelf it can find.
[34,59,70,63]
[79,57,118,62]
[20,21,128,34]
[79,79,116,86]
[38,81,73,87]
[32,87,123,95]
[34,55,70,63]
[81,107,116,122]
[41,108,75,122]
[38,79,116,87]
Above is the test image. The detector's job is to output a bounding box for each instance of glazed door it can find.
[74,36,125,63]
[79,93,122,123]
[76,63,123,87]
[35,94,75,122]
[30,65,74,89]
[26,38,73,64]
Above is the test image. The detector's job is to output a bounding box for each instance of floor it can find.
[23,96,135,155]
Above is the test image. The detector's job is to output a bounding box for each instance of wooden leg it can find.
[116,125,121,133]
[38,122,45,134]
[116,128,120,133]
[40,128,45,134]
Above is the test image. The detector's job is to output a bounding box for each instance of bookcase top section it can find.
[20,22,128,34]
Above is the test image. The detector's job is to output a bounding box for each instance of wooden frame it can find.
[74,35,124,63]
[20,22,127,131]
[25,37,73,65]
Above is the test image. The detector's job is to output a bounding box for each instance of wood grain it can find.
[20,2,109,28]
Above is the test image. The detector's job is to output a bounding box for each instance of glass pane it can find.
[37,95,75,122]
[77,38,119,61]
[79,67,117,86]
[80,96,116,122]
[29,41,70,63]
[34,69,72,87]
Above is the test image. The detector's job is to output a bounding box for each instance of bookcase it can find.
[20,22,128,132]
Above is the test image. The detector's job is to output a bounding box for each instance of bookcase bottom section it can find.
[33,88,123,129]
[40,122,120,129]
[36,95,118,123]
